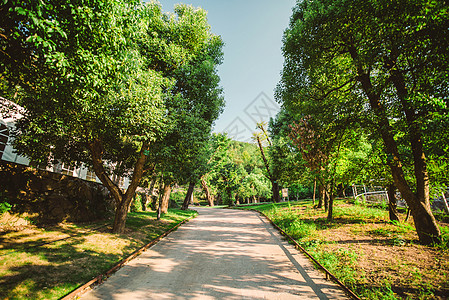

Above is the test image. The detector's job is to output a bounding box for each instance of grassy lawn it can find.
[239,200,449,300]
[0,209,197,300]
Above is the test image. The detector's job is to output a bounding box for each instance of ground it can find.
[270,202,449,299]
[0,210,196,300]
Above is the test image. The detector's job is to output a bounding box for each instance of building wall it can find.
[0,160,114,224]
[0,97,130,190]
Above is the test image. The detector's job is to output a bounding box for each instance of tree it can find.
[205,134,271,205]
[200,133,230,205]
[277,0,449,244]
[1,1,219,233]
[147,24,224,211]
[253,122,281,203]
[242,168,272,203]
[289,115,349,220]
[268,110,322,204]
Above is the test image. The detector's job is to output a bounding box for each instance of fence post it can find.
[442,192,449,214]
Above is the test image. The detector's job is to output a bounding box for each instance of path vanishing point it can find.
[80,207,349,299]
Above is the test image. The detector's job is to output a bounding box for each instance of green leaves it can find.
[2,0,223,176]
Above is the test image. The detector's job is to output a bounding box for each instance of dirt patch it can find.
[315,215,449,298]
[273,202,449,299]
[0,212,36,231]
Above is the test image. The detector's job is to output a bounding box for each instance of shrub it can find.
[0,191,12,214]
[130,194,143,212]
[0,201,12,214]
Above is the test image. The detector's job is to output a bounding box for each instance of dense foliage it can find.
[0,0,224,233]
[203,134,272,206]
[274,0,449,244]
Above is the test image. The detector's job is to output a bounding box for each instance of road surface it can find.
[80,207,348,299]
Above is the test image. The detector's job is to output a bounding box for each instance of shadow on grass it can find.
[273,215,389,234]
[354,282,449,300]
[0,209,195,300]
[0,235,141,300]
[0,221,110,251]
[126,210,197,231]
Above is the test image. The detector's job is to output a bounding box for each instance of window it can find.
[85,169,98,182]
[116,176,124,188]
[54,163,76,176]
[0,123,9,159]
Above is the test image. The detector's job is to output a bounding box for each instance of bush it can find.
[170,190,185,205]
[130,194,143,212]
[290,185,313,200]
[0,191,12,214]
[0,201,12,214]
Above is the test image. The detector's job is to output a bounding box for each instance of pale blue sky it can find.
[160,0,297,141]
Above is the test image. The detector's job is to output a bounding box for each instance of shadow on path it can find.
[81,207,348,300]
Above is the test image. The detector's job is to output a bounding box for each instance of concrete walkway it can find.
[80,207,348,299]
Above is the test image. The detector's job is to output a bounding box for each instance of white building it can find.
[0,97,130,189]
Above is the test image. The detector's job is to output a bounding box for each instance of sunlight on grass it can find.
[244,200,449,300]
[0,208,196,300]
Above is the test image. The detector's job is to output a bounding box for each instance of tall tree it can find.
[277,0,449,244]
[1,1,219,233]
[148,23,224,211]
[254,122,281,203]
[289,116,348,220]
[205,134,271,205]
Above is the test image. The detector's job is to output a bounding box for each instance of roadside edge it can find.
[59,214,196,300]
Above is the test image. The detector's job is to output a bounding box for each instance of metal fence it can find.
[352,184,449,214]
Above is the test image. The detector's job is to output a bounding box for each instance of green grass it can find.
[0,209,197,300]
[333,204,388,222]
[241,200,449,300]
[435,225,449,250]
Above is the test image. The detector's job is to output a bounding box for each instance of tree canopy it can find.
[1,0,224,233]
[276,0,449,244]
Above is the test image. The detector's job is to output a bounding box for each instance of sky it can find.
[160,0,297,142]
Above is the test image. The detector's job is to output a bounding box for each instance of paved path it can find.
[81,207,348,299]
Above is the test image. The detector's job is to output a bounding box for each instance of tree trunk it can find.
[160,183,171,214]
[272,181,281,203]
[317,185,323,208]
[138,193,146,211]
[387,183,400,222]
[145,176,157,211]
[182,181,195,210]
[256,135,280,203]
[200,178,214,207]
[313,180,317,205]
[89,139,150,234]
[405,208,411,222]
[151,194,158,211]
[157,204,161,220]
[227,187,233,206]
[324,188,329,212]
[143,194,151,212]
[348,44,441,244]
[389,65,440,243]
[327,191,334,221]
[442,192,449,214]
[112,199,130,233]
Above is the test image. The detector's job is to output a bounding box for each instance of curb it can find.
[60,215,195,300]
